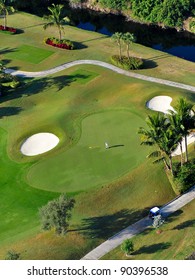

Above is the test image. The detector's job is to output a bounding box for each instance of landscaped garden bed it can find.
[111,55,144,70]
[44,37,74,50]
[0,25,17,34]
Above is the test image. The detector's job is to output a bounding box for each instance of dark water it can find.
[70,8,195,63]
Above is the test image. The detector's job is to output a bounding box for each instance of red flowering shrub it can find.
[0,25,17,34]
[44,37,74,50]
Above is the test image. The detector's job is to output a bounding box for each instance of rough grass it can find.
[101,199,195,260]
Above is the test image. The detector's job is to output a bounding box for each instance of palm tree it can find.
[43,4,70,41]
[111,32,123,60]
[168,112,184,166]
[122,32,136,59]
[0,0,15,29]
[171,98,195,162]
[138,114,179,175]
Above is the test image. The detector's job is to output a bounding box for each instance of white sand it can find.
[21,132,59,156]
[146,95,175,114]
[146,95,195,156]
[172,133,195,156]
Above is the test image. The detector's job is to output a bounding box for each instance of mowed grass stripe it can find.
[5,45,54,64]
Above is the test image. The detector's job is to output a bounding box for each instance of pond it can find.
[69,8,195,63]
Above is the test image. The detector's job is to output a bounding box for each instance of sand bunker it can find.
[146,95,175,114]
[21,132,59,156]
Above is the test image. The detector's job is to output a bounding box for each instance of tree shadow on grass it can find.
[142,59,158,69]
[0,107,23,119]
[72,41,88,50]
[75,208,151,240]
[15,28,24,34]
[172,219,195,230]
[0,73,90,102]
[0,47,17,56]
[133,242,171,255]
[163,209,183,223]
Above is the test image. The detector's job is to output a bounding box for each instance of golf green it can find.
[27,110,149,193]
[5,45,54,64]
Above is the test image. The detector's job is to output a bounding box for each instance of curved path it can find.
[81,185,195,260]
[6,59,195,93]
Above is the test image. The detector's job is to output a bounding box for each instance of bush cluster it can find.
[44,37,74,50]
[0,25,17,34]
[173,159,195,193]
[111,55,143,70]
[0,73,20,95]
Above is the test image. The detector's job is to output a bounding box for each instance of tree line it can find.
[2,0,195,29]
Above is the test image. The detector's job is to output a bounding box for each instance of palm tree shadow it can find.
[72,41,88,50]
[0,107,23,119]
[172,219,195,230]
[133,242,171,255]
[142,59,158,69]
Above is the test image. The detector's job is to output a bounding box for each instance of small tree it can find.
[121,239,134,256]
[39,194,75,235]
[5,250,20,260]
[0,0,15,29]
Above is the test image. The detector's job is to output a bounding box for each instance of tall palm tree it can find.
[171,98,195,162]
[138,114,179,175]
[168,112,184,166]
[0,0,15,29]
[43,4,70,41]
[122,32,136,59]
[111,32,123,60]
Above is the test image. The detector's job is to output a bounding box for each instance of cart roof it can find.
[150,207,160,213]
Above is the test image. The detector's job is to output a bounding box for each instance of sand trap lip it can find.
[146,95,175,114]
[21,132,59,156]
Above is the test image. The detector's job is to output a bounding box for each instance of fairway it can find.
[27,110,149,193]
[5,45,54,64]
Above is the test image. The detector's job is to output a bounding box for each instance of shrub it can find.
[5,250,20,260]
[121,239,134,256]
[44,37,74,50]
[111,55,143,70]
[173,159,195,193]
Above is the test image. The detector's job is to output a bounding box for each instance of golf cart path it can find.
[6,59,195,92]
[81,185,195,260]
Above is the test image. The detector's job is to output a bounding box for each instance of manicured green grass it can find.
[27,110,149,193]
[5,44,54,64]
[0,12,194,260]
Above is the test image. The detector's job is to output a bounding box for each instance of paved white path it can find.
[6,59,195,93]
[81,185,195,260]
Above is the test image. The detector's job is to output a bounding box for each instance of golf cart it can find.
[149,207,161,219]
